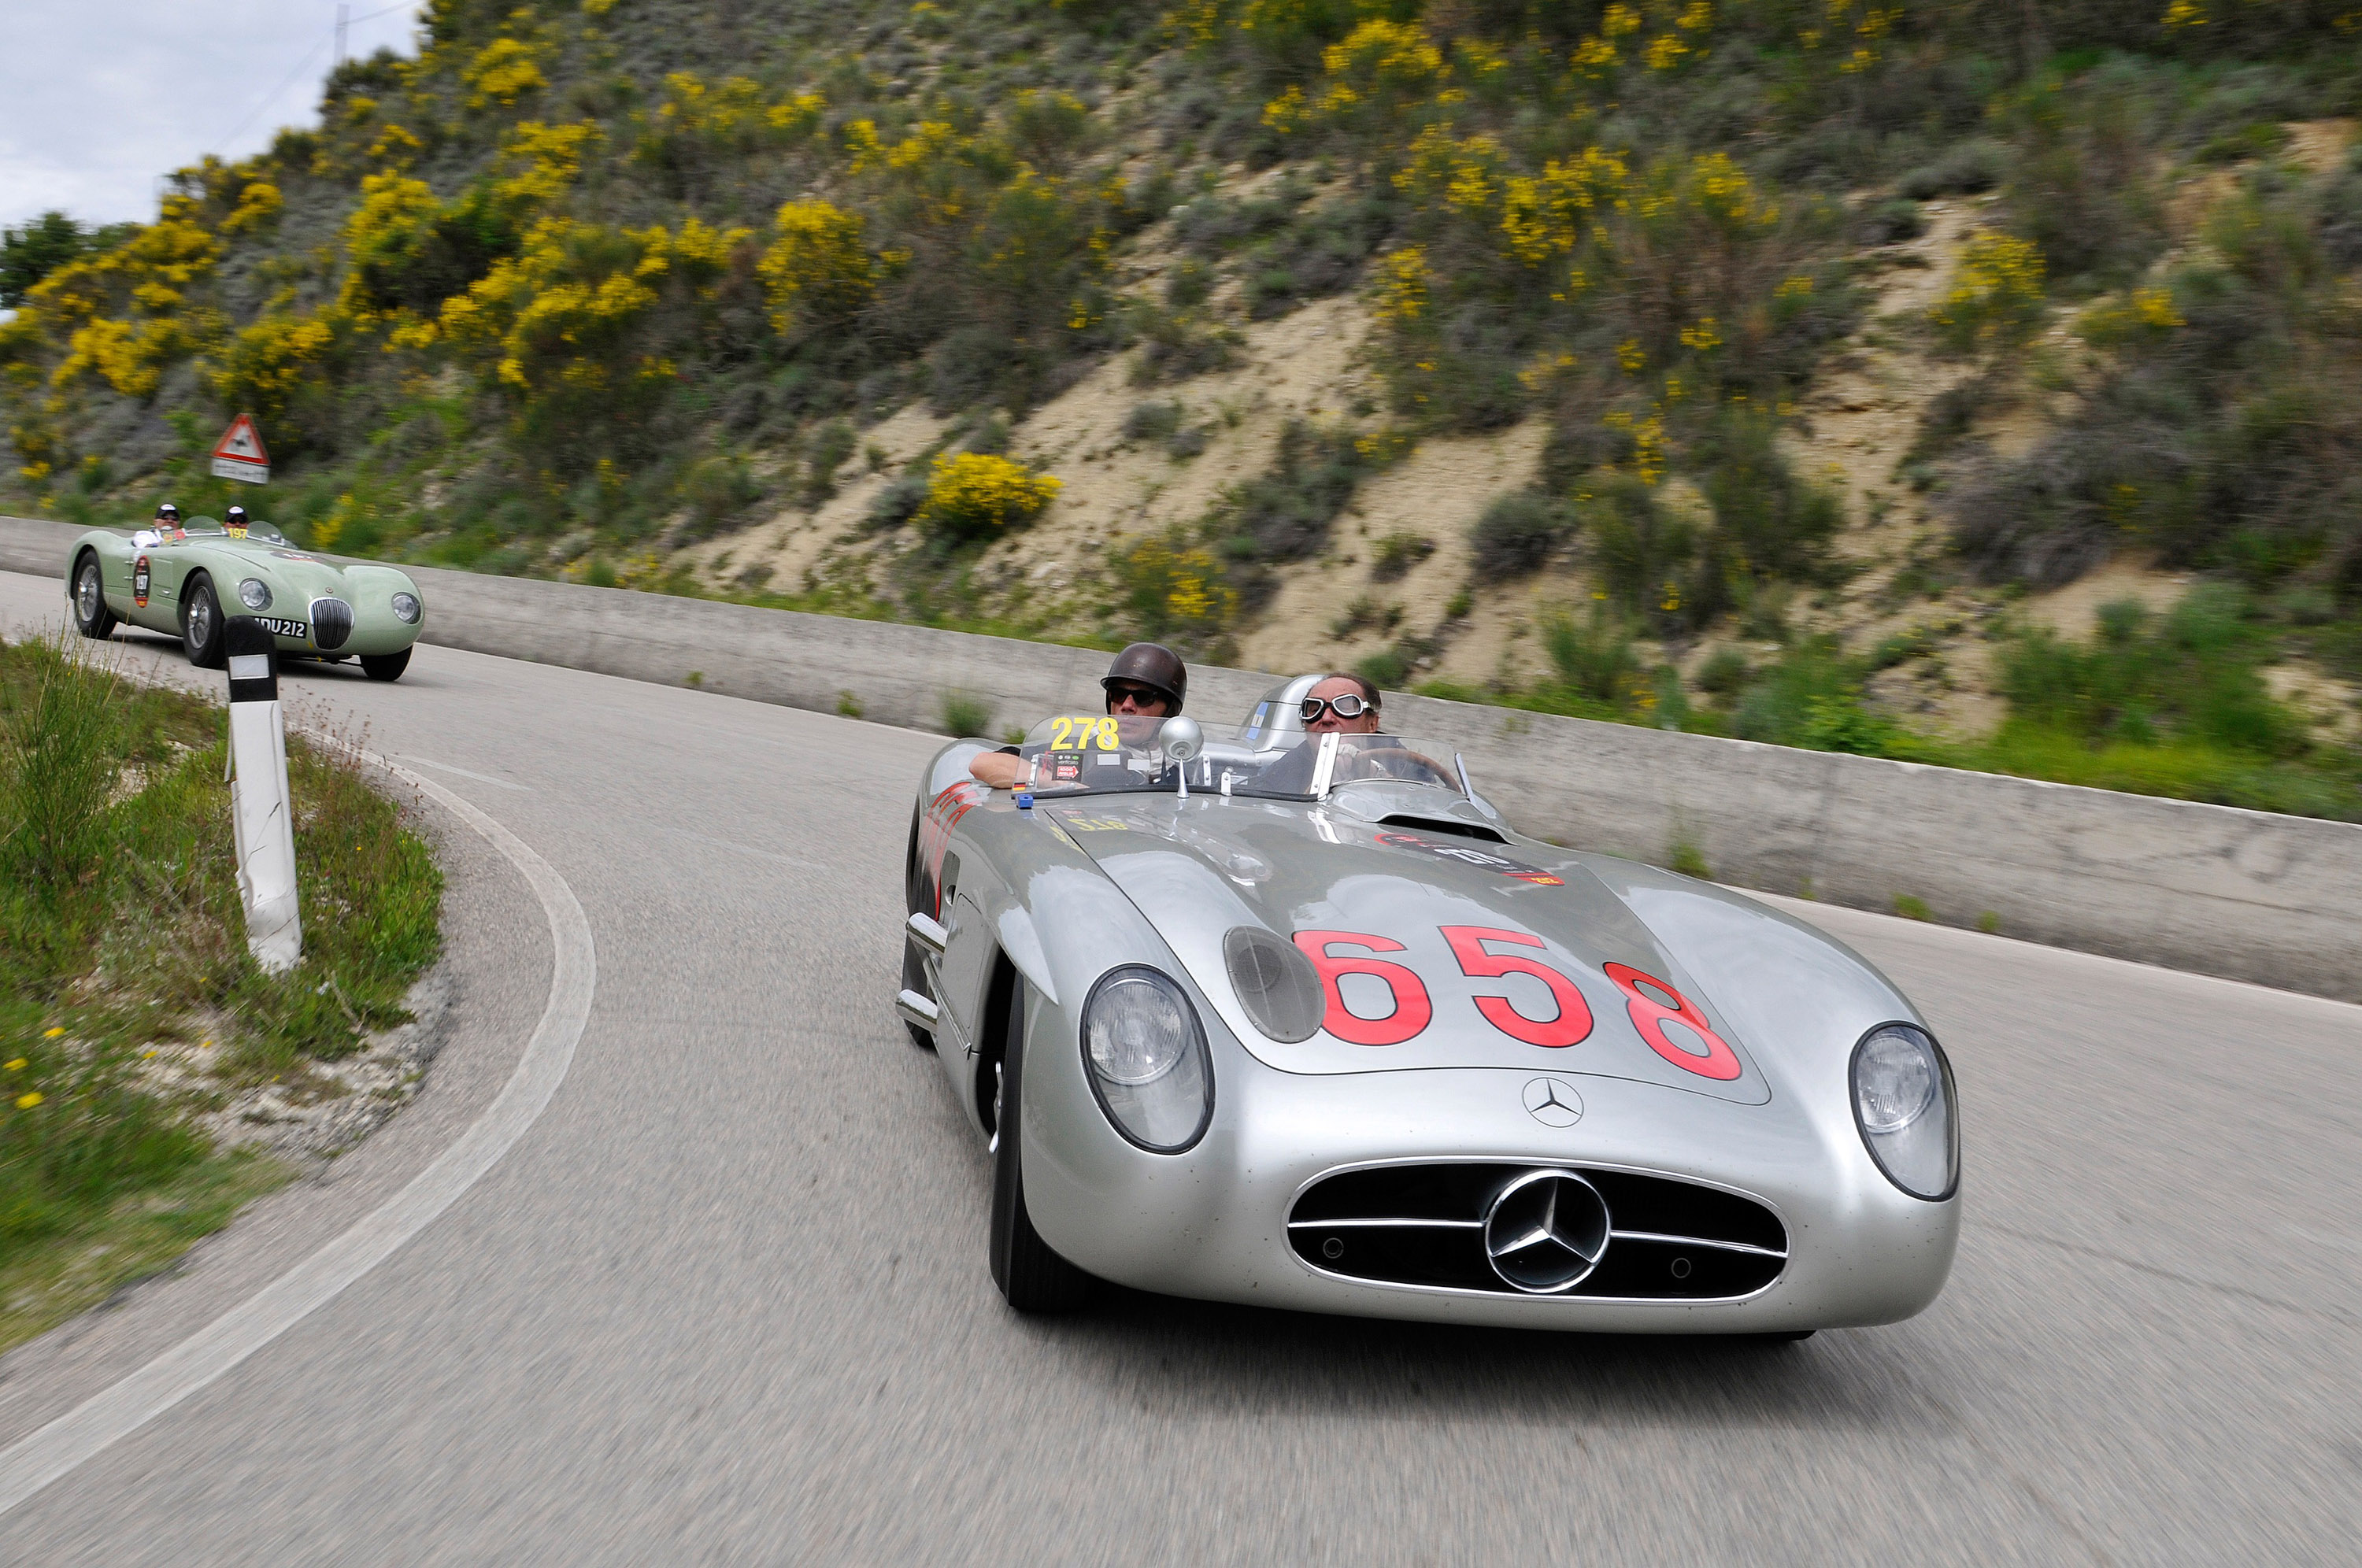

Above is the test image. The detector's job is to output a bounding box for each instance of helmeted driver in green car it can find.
[968,642,1188,790]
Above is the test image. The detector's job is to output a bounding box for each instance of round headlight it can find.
[238,578,272,610]
[391,591,421,624]
[1082,966,1213,1152]
[1850,1023,1957,1200]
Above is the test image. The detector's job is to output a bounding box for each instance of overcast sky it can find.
[1,1,425,232]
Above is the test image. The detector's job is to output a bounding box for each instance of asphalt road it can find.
[1,568,2356,1566]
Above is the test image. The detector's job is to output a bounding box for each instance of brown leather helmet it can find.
[1101,642,1187,715]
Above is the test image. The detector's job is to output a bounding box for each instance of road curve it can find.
[1,568,2356,1565]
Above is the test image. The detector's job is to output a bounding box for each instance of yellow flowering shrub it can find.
[1933,232,2047,352]
[464,39,546,107]
[757,201,876,335]
[1116,534,1235,645]
[1498,148,1629,264]
[2075,286,2184,346]
[919,452,1061,539]
[768,91,826,138]
[1322,19,1442,96]
[54,316,193,399]
[209,311,337,425]
[367,124,426,169]
[497,120,602,207]
[223,181,283,235]
[1373,246,1428,323]
[340,174,445,316]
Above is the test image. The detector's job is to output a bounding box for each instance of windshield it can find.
[177,516,290,542]
[1005,715,1464,801]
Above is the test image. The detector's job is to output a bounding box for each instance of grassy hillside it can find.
[4,0,2360,817]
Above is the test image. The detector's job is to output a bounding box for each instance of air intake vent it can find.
[309,597,355,651]
[1375,814,1508,844]
[1288,1162,1787,1300]
[1223,926,1324,1043]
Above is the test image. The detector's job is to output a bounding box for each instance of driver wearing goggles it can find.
[968,642,1188,789]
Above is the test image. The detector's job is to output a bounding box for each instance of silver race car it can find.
[898,702,1960,1334]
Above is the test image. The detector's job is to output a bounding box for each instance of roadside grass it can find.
[0,633,442,1353]
[1427,590,2362,824]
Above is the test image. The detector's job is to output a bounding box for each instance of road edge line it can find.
[0,754,596,1518]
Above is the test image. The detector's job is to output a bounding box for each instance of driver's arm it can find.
[968,748,1029,789]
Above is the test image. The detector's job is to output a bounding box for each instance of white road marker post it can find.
[224,616,302,972]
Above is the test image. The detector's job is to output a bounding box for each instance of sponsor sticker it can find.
[133,555,150,608]
[1372,830,1565,886]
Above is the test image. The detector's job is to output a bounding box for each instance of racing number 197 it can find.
[1290,929,1740,1078]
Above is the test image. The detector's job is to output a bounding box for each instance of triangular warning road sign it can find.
[212,414,270,464]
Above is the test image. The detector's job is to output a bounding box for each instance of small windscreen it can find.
[1003,716,1461,801]
[175,516,287,542]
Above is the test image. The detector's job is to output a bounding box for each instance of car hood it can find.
[199,540,401,597]
[1046,796,1909,1106]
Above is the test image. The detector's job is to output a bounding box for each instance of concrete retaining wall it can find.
[10,512,2356,1001]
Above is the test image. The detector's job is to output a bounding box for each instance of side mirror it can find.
[1159,716,1204,762]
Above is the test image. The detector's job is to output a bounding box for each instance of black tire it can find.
[71,553,117,640]
[360,649,412,682]
[988,981,1094,1313]
[180,573,224,668]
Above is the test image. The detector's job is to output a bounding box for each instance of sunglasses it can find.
[1106,683,1164,709]
[1301,692,1374,722]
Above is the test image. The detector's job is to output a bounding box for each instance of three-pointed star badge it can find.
[1522,1075,1584,1127]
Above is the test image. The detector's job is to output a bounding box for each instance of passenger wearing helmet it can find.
[153,501,185,542]
[224,505,250,538]
[968,642,1187,789]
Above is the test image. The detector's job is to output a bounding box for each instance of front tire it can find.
[360,649,411,682]
[180,574,224,668]
[72,553,117,640]
[988,981,1094,1313]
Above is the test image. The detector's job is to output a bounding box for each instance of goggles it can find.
[1301,692,1374,722]
[1105,682,1167,709]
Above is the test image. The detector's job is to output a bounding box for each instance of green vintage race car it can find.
[65,516,425,681]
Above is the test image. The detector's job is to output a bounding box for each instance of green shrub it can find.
[941,690,995,738]
[800,420,857,508]
[1217,420,1370,564]
[1541,608,1642,708]
[1368,531,1435,582]
[1123,401,1183,442]
[1468,493,1566,582]
[1898,140,2005,201]
[1695,645,1751,698]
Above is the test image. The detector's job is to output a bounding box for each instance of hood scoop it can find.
[1375,812,1507,844]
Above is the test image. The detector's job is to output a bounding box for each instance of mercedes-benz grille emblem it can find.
[1522,1076,1584,1127]
[1483,1169,1612,1293]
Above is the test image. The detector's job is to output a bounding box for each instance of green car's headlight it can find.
[391,591,421,624]
[238,579,272,610]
